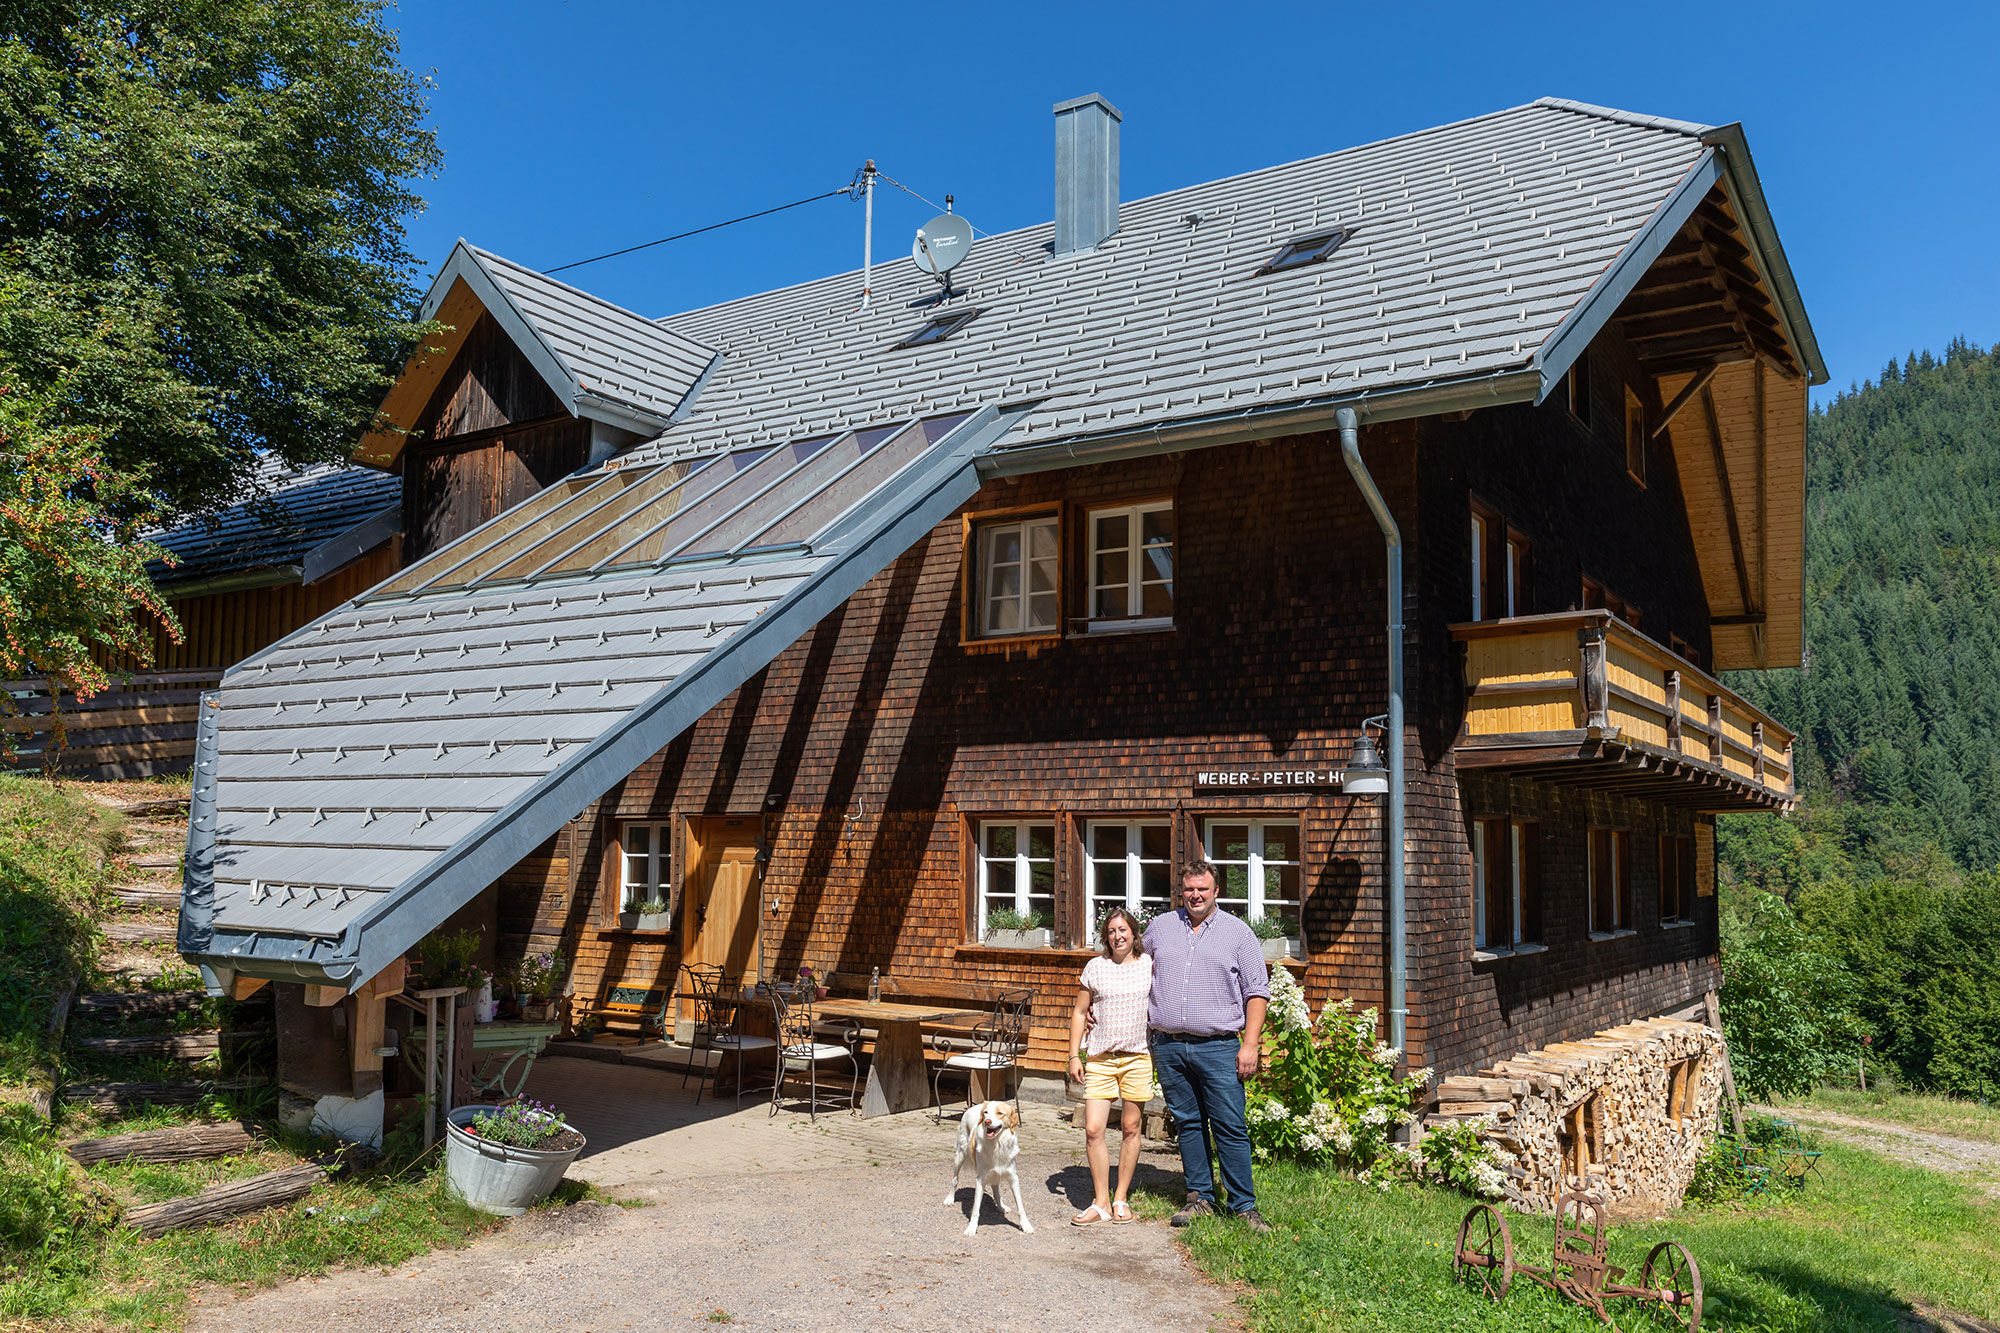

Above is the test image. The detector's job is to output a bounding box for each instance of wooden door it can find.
[684,817,762,988]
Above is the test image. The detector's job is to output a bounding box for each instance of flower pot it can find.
[617,912,640,930]
[983,927,1052,950]
[443,1105,585,1215]
[473,979,496,1023]
[1261,937,1300,962]
[634,912,670,932]
[521,999,553,1023]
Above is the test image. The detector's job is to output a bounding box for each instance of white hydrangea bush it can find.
[1245,969,1431,1171]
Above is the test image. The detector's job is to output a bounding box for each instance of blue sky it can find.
[387,1,1998,403]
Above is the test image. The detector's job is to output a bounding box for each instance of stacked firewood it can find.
[1425,1019,1726,1215]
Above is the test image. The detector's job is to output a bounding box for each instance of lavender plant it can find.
[466,1099,572,1149]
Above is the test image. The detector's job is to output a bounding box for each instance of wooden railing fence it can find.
[1,670,221,779]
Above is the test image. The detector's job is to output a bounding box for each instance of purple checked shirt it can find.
[1143,907,1272,1037]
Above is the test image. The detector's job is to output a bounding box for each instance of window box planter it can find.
[633,912,671,932]
[1261,937,1301,962]
[443,1105,586,1216]
[983,927,1053,950]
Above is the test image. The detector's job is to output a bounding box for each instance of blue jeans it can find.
[1151,1033,1256,1214]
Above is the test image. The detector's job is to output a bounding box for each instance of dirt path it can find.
[1779,1107,2000,1198]
[189,1153,1237,1333]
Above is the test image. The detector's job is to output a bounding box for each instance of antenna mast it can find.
[858,160,878,310]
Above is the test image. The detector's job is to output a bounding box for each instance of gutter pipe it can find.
[1337,406,1407,1060]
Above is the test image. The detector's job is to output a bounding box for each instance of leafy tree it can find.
[0,0,439,521]
[1716,884,1860,1100]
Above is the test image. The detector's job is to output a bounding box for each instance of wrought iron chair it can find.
[682,965,772,1106]
[931,987,1033,1122]
[769,987,860,1124]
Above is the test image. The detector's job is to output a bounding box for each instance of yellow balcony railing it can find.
[1450,611,1796,810]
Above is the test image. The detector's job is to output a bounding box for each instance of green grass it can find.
[1772,1086,2000,1146]
[0,775,116,1086]
[1141,1138,2000,1332]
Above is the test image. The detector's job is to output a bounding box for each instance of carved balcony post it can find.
[1752,722,1766,784]
[1707,695,1723,764]
[1577,622,1610,733]
[1664,669,1683,754]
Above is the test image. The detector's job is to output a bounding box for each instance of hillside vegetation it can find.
[1720,339,2000,1102]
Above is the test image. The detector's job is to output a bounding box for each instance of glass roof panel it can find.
[746,411,974,552]
[677,424,905,558]
[482,455,714,582]
[600,436,838,568]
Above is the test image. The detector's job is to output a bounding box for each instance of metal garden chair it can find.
[931,987,1033,1122]
[769,987,860,1124]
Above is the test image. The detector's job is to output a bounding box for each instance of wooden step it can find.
[128,856,181,871]
[126,1161,324,1237]
[114,797,190,820]
[102,920,177,945]
[61,1074,266,1111]
[75,990,266,1019]
[66,1120,261,1166]
[112,887,181,909]
[72,1029,270,1059]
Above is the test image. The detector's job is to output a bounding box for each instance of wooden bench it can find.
[572,978,672,1040]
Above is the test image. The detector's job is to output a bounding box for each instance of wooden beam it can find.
[1701,385,1757,621]
[1709,612,1766,627]
[66,1120,260,1167]
[125,1161,327,1237]
[303,985,345,1008]
[1753,359,1769,669]
[229,976,269,1001]
[1651,364,1720,440]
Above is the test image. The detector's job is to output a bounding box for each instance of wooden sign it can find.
[1193,768,1343,792]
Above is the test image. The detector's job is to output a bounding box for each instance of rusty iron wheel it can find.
[1453,1203,1514,1301]
[1641,1240,1703,1331]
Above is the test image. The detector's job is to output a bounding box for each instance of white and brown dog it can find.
[945,1101,1033,1236]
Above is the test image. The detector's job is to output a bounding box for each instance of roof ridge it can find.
[1531,97,1711,138]
[468,243,717,352]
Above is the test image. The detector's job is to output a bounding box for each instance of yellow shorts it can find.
[1082,1051,1155,1103]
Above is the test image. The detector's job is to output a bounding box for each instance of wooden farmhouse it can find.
[173,96,1823,1196]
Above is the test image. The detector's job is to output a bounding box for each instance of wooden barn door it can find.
[683,817,763,990]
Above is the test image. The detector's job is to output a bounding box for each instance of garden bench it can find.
[573,977,672,1040]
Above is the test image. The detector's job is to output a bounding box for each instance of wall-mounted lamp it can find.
[1340,715,1390,800]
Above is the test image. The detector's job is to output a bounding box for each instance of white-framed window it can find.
[1589,827,1630,934]
[1203,819,1301,938]
[977,514,1059,637]
[1473,818,1538,952]
[976,819,1056,938]
[1470,512,1486,620]
[1083,819,1172,927]
[621,822,669,911]
[1087,501,1174,628]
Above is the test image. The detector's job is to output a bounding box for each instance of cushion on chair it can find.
[710,1034,776,1050]
[944,1052,1015,1070]
[782,1043,853,1061]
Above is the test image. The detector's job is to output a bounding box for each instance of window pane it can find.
[1140,580,1173,617]
[988,597,1021,633]
[1028,519,1058,559]
[990,563,1022,599]
[1139,824,1171,861]
[1027,825,1056,859]
[986,859,1016,899]
[1094,861,1128,903]
[1028,592,1058,629]
[1265,862,1301,906]
[1028,556,1056,593]
[1220,864,1251,899]
[1139,863,1171,904]
[624,826,647,855]
[984,824,1016,858]
[1094,582,1128,619]
[1095,549,1130,590]
[1094,512,1130,552]
[1029,859,1055,897]
[1262,823,1299,863]
[1211,824,1251,862]
[989,527,1022,566]
[1091,824,1128,859]
[1141,507,1174,547]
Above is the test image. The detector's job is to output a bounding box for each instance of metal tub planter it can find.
[443,1102,585,1215]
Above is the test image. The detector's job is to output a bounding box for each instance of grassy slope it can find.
[1144,1135,2000,1332]
[0,775,116,1087]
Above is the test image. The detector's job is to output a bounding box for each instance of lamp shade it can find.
[1340,732,1389,797]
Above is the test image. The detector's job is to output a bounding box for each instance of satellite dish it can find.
[912,212,974,277]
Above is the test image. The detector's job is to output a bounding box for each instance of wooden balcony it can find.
[1450,611,1796,812]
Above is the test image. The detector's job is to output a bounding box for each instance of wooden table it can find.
[812,998,985,1118]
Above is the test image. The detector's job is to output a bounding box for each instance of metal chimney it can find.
[1053,93,1121,255]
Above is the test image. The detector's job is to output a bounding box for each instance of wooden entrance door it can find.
[683,817,762,989]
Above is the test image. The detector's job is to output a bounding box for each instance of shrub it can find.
[413,927,486,991]
[1386,1116,1512,1199]
[1245,969,1431,1172]
[1719,889,1861,1099]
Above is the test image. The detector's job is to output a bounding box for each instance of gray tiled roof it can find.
[628,99,1709,464]
[148,462,400,587]
[456,245,719,429]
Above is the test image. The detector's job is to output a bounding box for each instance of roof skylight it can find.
[895,307,983,349]
[1256,226,1351,276]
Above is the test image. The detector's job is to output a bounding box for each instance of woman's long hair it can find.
[1098,906,1147,959]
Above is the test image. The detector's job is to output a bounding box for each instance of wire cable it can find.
[545,186,857,274]
[875,171,995,239]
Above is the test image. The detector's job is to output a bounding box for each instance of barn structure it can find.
[173,96,1821,1209]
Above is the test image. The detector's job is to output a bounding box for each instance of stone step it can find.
[62,1074,266,1112]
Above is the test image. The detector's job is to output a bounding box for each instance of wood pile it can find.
[1426,1018,1726,1215]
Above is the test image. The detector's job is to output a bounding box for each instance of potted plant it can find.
[1247,913,1301,962]
[983,907,1053,949]
[515,949,565,1023]
[633,897,671,932]
[444,1099,587,1215]
[797,965,829,1000]
[572,1012,601,1042]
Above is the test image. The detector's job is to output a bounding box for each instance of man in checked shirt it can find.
[1143,859,1273,1232]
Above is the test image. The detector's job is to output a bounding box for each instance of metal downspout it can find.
[1337,407,1408,1060]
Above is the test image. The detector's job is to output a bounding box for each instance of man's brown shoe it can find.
[1170,1198,1216,1227]
[1235,1208,1273,1233]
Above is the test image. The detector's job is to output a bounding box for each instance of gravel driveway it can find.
[190,1151,1237,1332]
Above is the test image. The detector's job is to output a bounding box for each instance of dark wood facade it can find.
[489,327,1749,1084]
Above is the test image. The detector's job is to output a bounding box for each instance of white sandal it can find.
[1111,1201,1133,1223]
[1072,1203,1112,1226]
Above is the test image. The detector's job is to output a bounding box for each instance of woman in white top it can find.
[1066,907,1155,1225]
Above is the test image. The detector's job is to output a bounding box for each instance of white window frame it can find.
[1589,827,1630,936]
[976,513,1059,638]
[1505,534,1523,618]
[1086,500,1174,631]
[1472,818,1530,953]
[975,818,1057,939]
[620,821,669,912]
[1203,818,1302,933]
[1470,512,1486,621]
[1083,819,1173,925]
